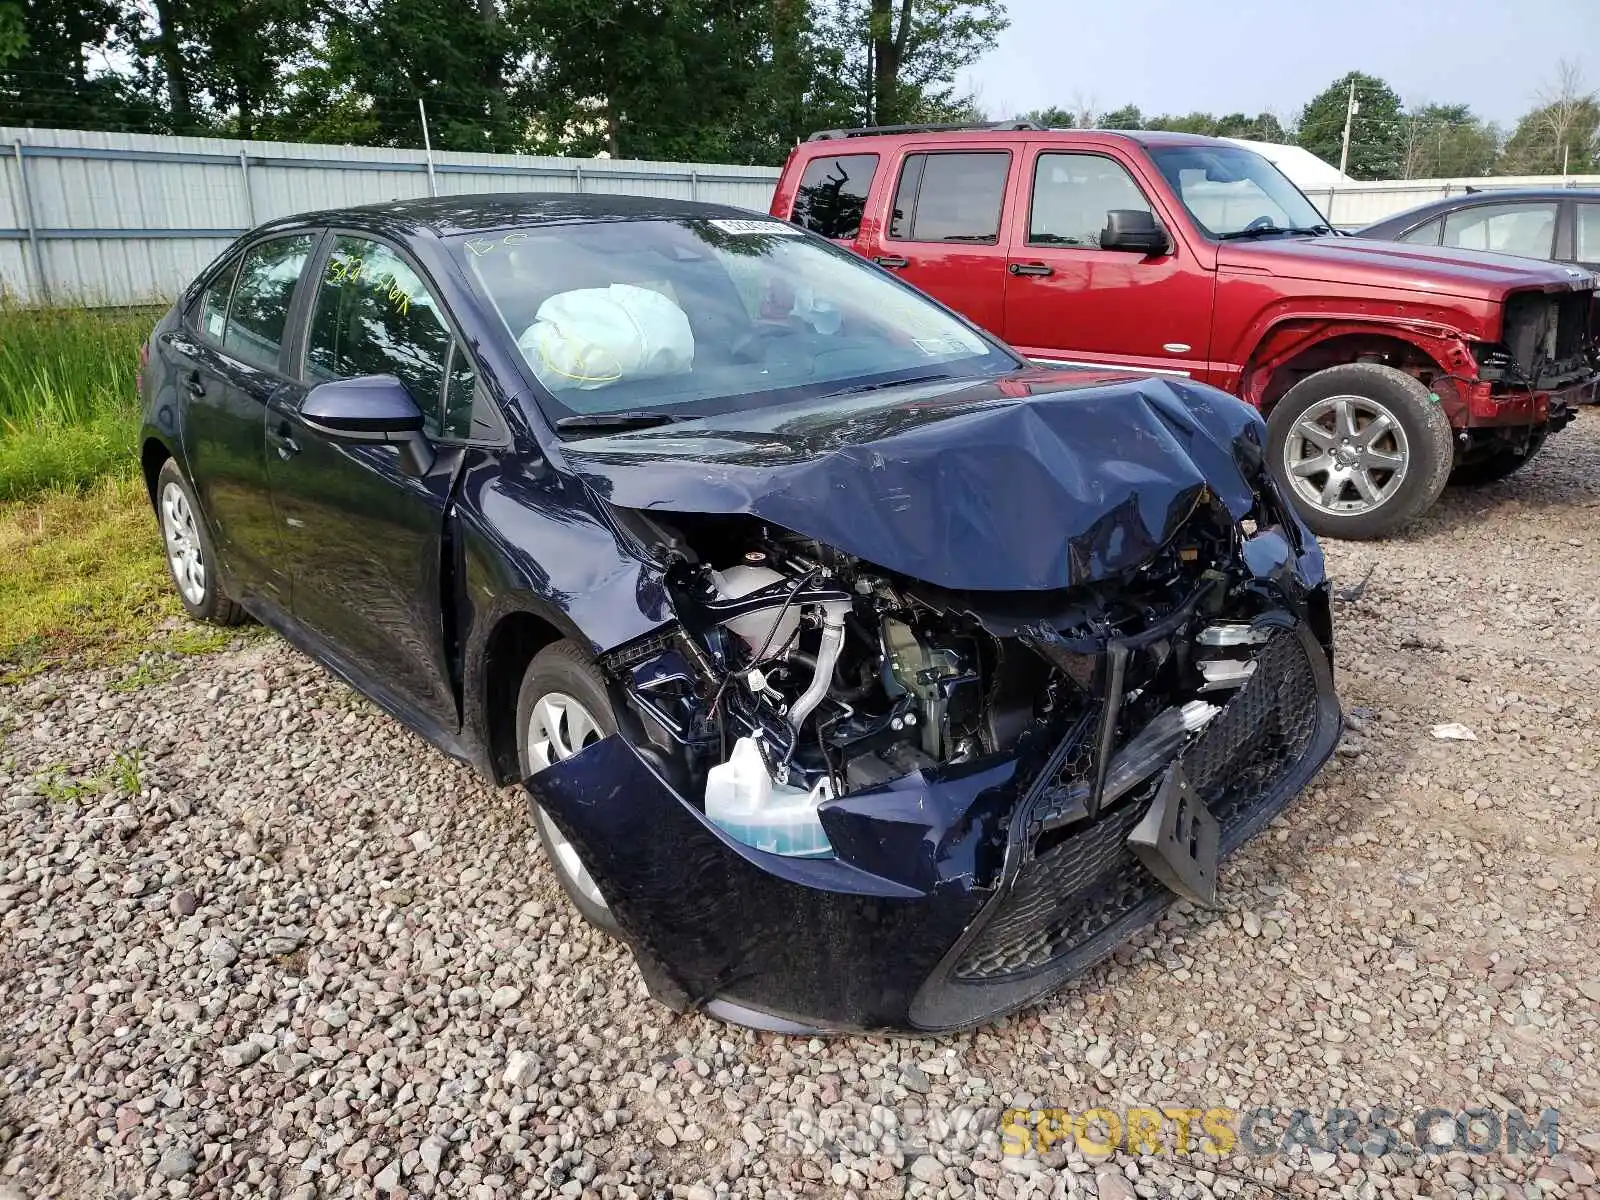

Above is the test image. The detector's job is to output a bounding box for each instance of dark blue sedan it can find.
[139,194,1340,1033]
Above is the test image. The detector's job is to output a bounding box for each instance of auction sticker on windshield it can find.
[708,218,803,236]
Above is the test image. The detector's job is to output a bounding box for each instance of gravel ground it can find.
[3,413,1600,1200]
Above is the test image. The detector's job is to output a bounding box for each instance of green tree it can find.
[1095,103,1142,129]
[1499,64,1599,174]
[814,0,1003,127]
[0,3,26,66]
[0,0,158,130]
[1398,102,1500,178]
[1023,105,1078,128]
[1297,71,1403,180]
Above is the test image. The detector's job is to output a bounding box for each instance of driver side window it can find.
[1029,153,1153,248]
[305,235,451,434]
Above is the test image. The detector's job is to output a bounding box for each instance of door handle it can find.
[268,420,300,461]
[1008,262,1054,277]
[183,371,206,398]
[874,255,910,269]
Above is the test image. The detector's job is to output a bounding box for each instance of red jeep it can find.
[771,123,1598,539]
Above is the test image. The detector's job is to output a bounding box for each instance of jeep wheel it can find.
[1448,428,1548,487]
[1267,363,1453,541]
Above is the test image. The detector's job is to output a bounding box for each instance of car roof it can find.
[251,193,760,241]
[1361,188,1600,233]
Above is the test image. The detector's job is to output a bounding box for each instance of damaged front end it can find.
[526,422,1341,1032]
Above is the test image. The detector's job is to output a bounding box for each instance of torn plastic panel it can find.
[528,617,1340,1033]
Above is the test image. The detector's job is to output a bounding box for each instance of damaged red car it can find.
[139,196,1341,1034]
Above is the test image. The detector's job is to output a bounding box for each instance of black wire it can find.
[706,565,821,760]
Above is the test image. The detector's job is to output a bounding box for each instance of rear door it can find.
[168,232,318,607]
[264,231,489,734]
[1001,145,1212,378]
[857,147,1017,335]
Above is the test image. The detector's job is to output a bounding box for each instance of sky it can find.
[960,0,1600,129]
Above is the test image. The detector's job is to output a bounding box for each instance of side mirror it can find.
[301,375,435,476]
[1101,209,1171,256]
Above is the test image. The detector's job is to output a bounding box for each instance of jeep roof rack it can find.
[807,119,1043,141]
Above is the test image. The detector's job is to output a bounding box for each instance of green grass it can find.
[0,304,159,500]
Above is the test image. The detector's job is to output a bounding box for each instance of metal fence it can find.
[3,126,1597,306]
[0,127,783,306]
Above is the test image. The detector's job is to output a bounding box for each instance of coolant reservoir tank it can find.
[711,565,800,653]
[704,736,834,858]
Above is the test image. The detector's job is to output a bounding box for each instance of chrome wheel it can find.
[526,691,609,914]
[159,481,207,606]
[1282,394,1410,516]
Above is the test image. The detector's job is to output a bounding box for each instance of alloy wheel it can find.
[1282,393,1411,516]
[159,481,207,606]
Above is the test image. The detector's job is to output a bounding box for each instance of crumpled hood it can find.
[560,369,1272,591]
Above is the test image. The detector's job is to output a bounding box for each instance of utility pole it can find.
[418,97,439,198]
[1338,79,1358,178]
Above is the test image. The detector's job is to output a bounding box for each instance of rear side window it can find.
[221,235,316,370]
[889,152,1010,244]
[1575,203,1600,262]
[195,255,240,341]
[1029,153,1153,247]
[791,154,878,240]
[306,234,452,433]
[1442,202,1558,260]
[1398,218,1443,245]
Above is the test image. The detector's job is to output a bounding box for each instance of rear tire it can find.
[516,641,622,936]
[1448,428,1547,486]
[154,458,247,626]
[1266,363,1453,541]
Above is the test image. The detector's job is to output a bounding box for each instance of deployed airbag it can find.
[520,284,694,391]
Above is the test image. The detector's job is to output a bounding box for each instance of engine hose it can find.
[787,602,851,733]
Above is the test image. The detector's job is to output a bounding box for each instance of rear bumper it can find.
[527,605,1341,1035]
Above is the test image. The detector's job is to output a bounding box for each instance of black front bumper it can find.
[527,617,1341,1035]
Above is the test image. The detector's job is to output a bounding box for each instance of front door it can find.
[1001,148,1213,379]
[170,233,318,606]
[858,148,1016,335]
[265,232,470,733]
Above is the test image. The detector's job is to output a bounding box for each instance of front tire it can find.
[1266,363,1453,541]
[516,641,622,936]
[154,458,246,625]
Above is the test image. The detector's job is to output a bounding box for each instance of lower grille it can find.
[954,630,1322,983]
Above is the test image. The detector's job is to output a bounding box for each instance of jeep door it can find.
[1000,145,1213,379]
[855,146,1018,335]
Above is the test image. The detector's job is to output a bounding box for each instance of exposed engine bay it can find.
[602,497,1289,864]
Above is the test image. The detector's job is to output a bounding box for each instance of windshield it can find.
[456,217,1017,423]
[1149,146,1330,239]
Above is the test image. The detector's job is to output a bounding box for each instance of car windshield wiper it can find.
[555,410,682,432]
[820,372,956,399]
[1217,223,1332,241]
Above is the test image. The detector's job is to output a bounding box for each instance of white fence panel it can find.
[1314,174,1600,229]
[0,127,782,305]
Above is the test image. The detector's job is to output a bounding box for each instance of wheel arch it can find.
[1237,319,1477,424]
[140,435,175,506]
[476,607,572,785]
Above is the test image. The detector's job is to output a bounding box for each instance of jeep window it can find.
[1149,145,1328,239]
[1576,203,1600,264]
[889,152,1010,243]
[1398,218,1443,246]
[459,218,1014,423]
[1029,153,1154,247]
[1441,202,1558,260]
[791,154,878,241]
